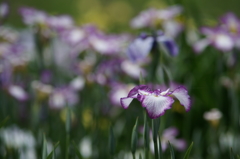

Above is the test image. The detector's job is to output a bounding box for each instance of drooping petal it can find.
[120,97,134,109]
[127,36,154,62]
[193,38,211,53]
[142,95,174,119]
[171,86,191,111]
[157,34,178,56]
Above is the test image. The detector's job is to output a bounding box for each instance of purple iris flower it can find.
[19,7,48,26]
[86,25,130,55]
[220,12,240,37]
[130,6,183,38]
[49,86,79,109]
[47,15,74,32]
[127,31,178,62]
[150,127,187,152]
[193,27,234,53]
[7,85,28,101]
[120,85,190,119]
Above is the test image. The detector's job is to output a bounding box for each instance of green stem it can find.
[158,131,163,159]
[132,153,136,159]
[152,119,159,159]
[143,111,149,159]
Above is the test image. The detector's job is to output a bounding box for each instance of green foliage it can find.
[183,142,193,159]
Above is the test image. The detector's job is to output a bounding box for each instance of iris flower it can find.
[150,127,187,152]
[120,85,190,119]
[127,31,178,62]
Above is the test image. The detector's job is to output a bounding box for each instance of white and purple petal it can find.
[171,86,191,111]
[142,95,174,119]
[212,33,234,52]
[120,97,134,109]
[156,34,178,56]
[127,36,154,62]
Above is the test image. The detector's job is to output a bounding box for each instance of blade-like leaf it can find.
[158,131,163,159]
[66,107,71,133]
[42,134,47,159]
[230,148,235,159]
[108,125,115,156]
[168,141,175,159]
[131,117,139,155]
[46,142,60,159]
[183,142,193,159]
[72,141,83,159]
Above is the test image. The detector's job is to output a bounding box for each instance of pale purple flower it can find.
[220,12,240,37]
[193,27,234,53]
[87,26,130,55]
[0,2,9,19]
[60,27,89,55]
[69,76,85,91]
[120,85,190,119]
[94,58,123,85]
[48,87,79,109]
[47,15,74,31]
[203,108,222,121]
[19,7,48,26]
[127,31,178,62]
[120,60,146,79]
[131,6,183,38]
[109,83,135,106]
[150,127,187,152]
[8,85,28,101]
[0,26,19,43]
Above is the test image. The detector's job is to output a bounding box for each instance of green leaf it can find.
[66,107,71,133]
[183,142,193,159]
[237,155,240,159]
[72,141,83,159]
[168,141,175,159]
[152,118,160,139]
[0,116,9,129]
[42,134,48,159]
[108,125,115,156]
[139,72,145,85]
[230,148,235,159]
[158,131,163,159]
[46,142,60,159]
[131,117,139,155]
[162,66,171,87]
[143,112,149,150]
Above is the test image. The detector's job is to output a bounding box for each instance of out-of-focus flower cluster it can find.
[193,13,240,53]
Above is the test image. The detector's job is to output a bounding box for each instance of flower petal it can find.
[172,86,191,111]
[171,139,187,151]
[120,97,134,109]
[127,85,149,98]
[142,95,174,119]
[156,35,178,56]
[127,36,154,62]
[213,33,234,52]
[193,39,211,53]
